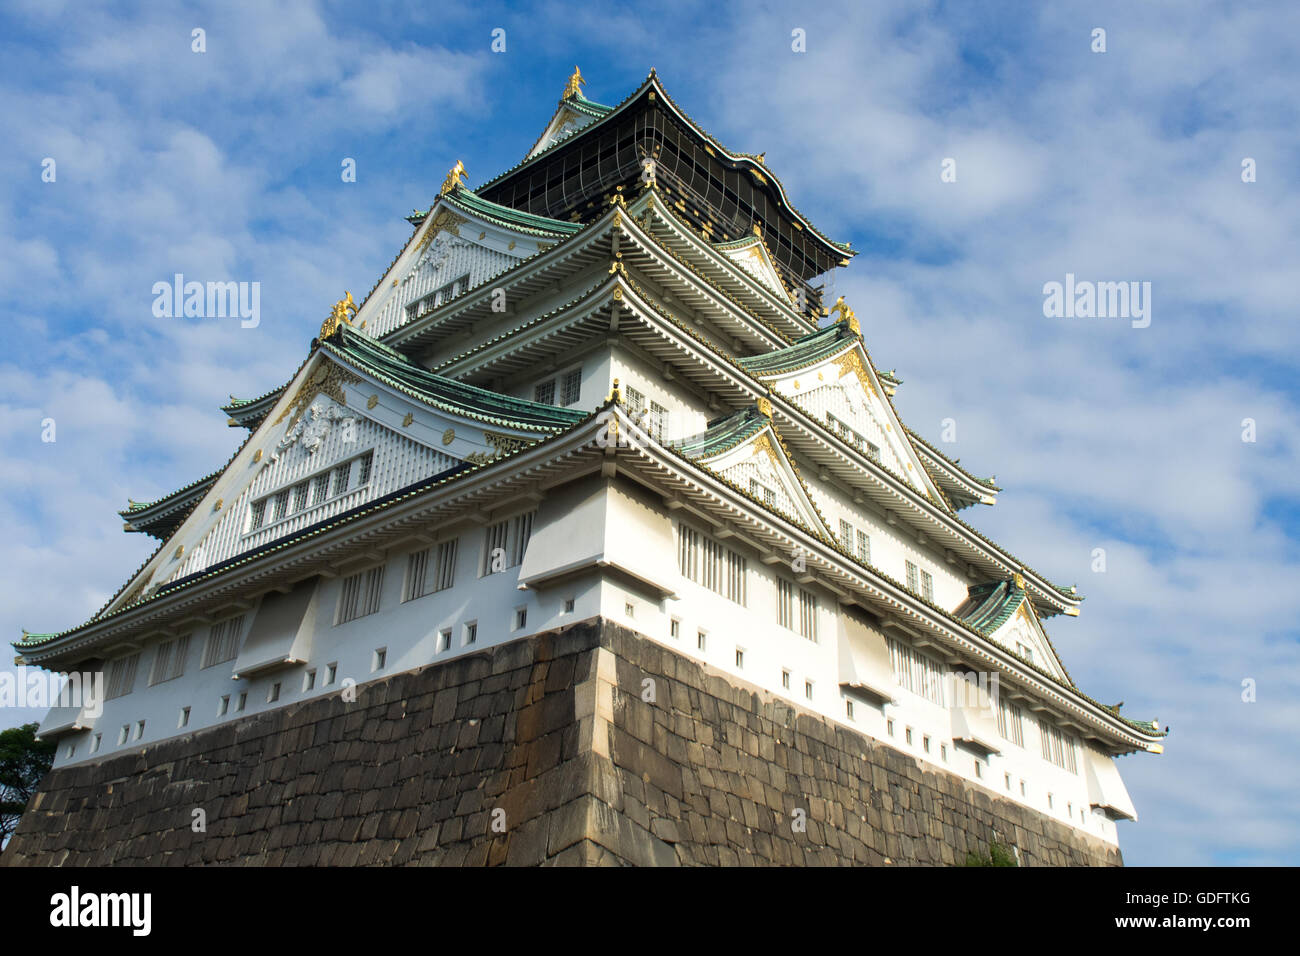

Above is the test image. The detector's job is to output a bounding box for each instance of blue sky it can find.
[2,0,1297,866]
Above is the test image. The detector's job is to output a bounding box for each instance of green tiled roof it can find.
[322,323,588,431]
[671,406,769,459]
[118,471,219,523]
[737,321,856,375]
[409,187,583,239]
[955,578,1025,635]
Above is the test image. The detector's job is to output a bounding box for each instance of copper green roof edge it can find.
[443,187,584,238]
[322,325,588,430]
[670,407,768,458]
[478,73,854,258]
[878,369,903,385]
[653,424,1159,738]
[904,426,1002,492]
[955,579,1024,635]
[566,92,613,117]
[736,321,854,373]
[220,386,286,417]
[118,471,220,521]
[14,404,606,652]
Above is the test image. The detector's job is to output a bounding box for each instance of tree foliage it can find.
[0,723,56,848]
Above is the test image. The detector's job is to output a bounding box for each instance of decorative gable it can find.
[715,235,788,299]
[955,576,1071,684]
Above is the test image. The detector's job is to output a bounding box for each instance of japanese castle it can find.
[16,69,1164,851]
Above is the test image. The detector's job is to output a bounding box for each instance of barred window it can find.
[356,450,373,486]
[482,519,510,575]
[839,519,853,549]
[330,462,350,497]
[905,560,919,593]
[1038,719,1078,773]
[798,588,817,641]
[292,480,310,513]
[249,499,266,531]
[866,442,882,464]
[150,634,190,686]
[311,472,330,504]
[920,570,934,602]
[105,653,140,700]
[677,524,747,605]
[887,636,945,706]
[404,548,430,602]
[777,578,794,629]
[272,490,289,522]
[534,380,555,405]
[337,566,384,624]
[749,478,776,508]
[649,401,668,441]
[560,368,582,407]
[510,511,534,566]
[857,529,871,564]
[202,616,245,668]
[433,538,457,591]
[626,386,645,415]
[997,698,1024,747]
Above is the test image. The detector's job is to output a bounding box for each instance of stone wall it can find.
[0,618,1121,866]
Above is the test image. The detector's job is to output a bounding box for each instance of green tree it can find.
[0,723,56,848]
[962,840,1019,867]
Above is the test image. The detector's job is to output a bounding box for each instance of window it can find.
[670,618,680,640]
[920,570,934,602]
[565,597,576,614]
[697,630,707,651]
[304,669,316,692]
[268,682,281,703]
[249,499,267,530]
[438,629,453,653]
[905,561,919,593]
[623,602,634,618]
[372,648,387,672]
[337,566,384,624]
[150,634,190,685]
[805,680,813,700]
[464,621,478,645]
[923,735,931,753]
[940,743,947,761]
[1005,772,1012,791]
[749,478,776,508]
[236,692,247,712]
[179,707,191,728]
[777,579,794,629]
[856,530,870,564]
[997,698,1024,747]
[480,512,536,575]
[91,734,102,754]
[798,588,818,641]
[510,512,534,566]
[905,727,913,745]
[117,725,129,746]
[433,538,458,591]
[405,548,430,602]
[677,524,747,605]
[846,699,854,719]
[886,718,894,736]
[534,380,556,405]
[839,519,853,549]
[330,462,350,497]
[405,274,469,320]
[356,450,373,486]
[626,386,645,415]
[1020,780,1026,796]
[134,721,145,741]
[975,759,983,779]
[311,472,330,504]
[515,607,528,630]
[326,662,338,685]
[292,481,310,513]
[735,648,744,669]
[649,400,668,441]
[218,695,230,717]
[560,368,582,407]
[202,616,244,668]
[1016,641,1035,664]
[105,653,140,700]
[272,490,289,522]
[1047,793,1053,809]
[782,669,791,690]
[887,636,946,706]
[1038,719,1079,773]
[866,442,881,464]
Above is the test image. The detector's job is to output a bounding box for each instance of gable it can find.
[764,344,936,499]
[716,236,788,299]
[988,596,1070,683]
[105,345,576,615]
[689,419,829,536]
[528,103,603,158]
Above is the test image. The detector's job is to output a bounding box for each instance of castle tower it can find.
[5,71,1163,866]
